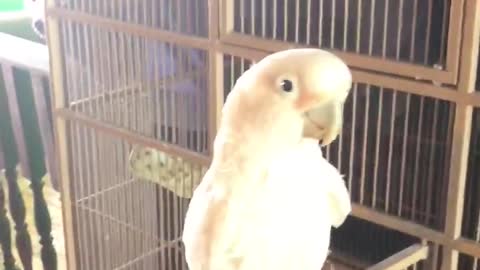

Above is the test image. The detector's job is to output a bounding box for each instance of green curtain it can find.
[0,0,24,12]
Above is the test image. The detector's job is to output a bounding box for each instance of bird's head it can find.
[221,48,352,148]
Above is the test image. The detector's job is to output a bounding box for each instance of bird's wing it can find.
[306,141,352,228]
[298,140,351,228]
[183,141,349,270]
[183,169,251,270]
[324,165,351,228]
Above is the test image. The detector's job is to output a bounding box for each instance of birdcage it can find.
[43,0,480,269]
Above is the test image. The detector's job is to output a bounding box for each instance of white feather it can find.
[183,138,351,270]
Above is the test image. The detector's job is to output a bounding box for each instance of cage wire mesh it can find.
[223,55,253,102]
[476,44,480,91]
[457,108,480,270]
[67,120,207,270]
[58,19,209,154]
[325,84,454,230]
[466,37,480,270]
[462,108,480,242]
[232,0,451,68]
[459,254,480,270]
[55,0,209,37]
[459,253,480,270]
[54,1,211,269]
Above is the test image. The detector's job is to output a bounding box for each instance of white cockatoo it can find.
[182,48,352,270]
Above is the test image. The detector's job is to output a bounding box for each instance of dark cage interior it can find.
[325,84,454,230]
[458,109,480,270]
[324,84,454,269]
[476,44,480,91]
[234,0,451,67]
[330,216,422,267]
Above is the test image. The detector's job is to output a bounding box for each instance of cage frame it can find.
[219,0,466,86]
[366,243,429,270]
[44,0,480,269]
[45,0,78,268]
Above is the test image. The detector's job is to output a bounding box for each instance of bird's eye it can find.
[280,79,294,92]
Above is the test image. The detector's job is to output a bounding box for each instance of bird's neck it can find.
[211,128,272,173]
[209,120,301,190]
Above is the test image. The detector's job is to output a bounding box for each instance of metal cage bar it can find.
[366,244,429,270]
[441,0,480,269]
[45,0,79,268]
[219,0,464,85]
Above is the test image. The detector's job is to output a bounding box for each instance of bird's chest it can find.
[212,172,330,270]
[224,171,329,242]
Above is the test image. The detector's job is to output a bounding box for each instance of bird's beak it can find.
[302,100,344,146]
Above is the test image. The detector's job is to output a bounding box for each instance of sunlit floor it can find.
[0,174,66,270]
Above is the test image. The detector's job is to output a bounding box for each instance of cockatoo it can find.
[182,48,352,270]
